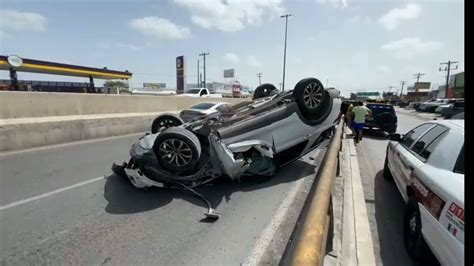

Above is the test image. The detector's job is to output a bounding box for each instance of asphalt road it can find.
[354,112,438,266]
[0,134,329,265]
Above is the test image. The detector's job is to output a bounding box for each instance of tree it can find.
[104,80,129,90]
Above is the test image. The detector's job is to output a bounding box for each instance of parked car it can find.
[435,99,464,118]
[384,120,464,265]
[364,103,398,133]
[422,99,458,113]
[418,99,438,112]
[150,102,236,133]
[449,112,464,120]
[177,88,222,98]
[113,77,341,191]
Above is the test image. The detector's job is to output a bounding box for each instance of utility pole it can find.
[256,72,263,85]
[399,81,407,98]
[199,52,209,88]
[280,13,292,92]
[197,59,200,86]
[413,72,425,83]
[439,60,458,98]
[326,79,329,88]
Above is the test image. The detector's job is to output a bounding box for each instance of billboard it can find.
[356,92,379,97]
[143,83,166,89]
[414,82,431,92]
[176,56,186,94]
[224,69,235,78]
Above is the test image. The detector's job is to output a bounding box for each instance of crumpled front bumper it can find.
[112,162,164,189]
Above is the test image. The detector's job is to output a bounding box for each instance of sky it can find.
[0,0,464,97]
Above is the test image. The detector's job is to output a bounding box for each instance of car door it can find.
[389,123,434,201]
[409,129,464,265]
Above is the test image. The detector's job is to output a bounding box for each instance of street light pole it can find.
[197,59,200,86]
[199,52,209,88]
[281,14,292,92]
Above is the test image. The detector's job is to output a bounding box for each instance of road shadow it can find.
[103,158,318,216]
[363,129,388,140]
[373,170,439,266]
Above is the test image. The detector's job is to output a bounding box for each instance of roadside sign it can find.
[224,69,234,78]
[356,92,379,97]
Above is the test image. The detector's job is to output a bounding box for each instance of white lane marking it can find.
[0,132,142,157]
[0,176,106,211]
[243,177,306,265]
[242,149,321,265]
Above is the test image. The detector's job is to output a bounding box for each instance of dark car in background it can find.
[364,103,398,133]
[435,99,464,118]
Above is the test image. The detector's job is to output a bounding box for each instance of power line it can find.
[199,52,209,87]
[439,60,458,98]
[280,13,292,92]
[256,72,263,85]
[413,72,425,82]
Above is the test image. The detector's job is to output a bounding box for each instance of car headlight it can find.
[130,142,146,157]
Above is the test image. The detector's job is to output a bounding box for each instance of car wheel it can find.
[403,197,429,260]
[151,115,183,134]
[293,78,330,121]
[383,156,393,180]
[376,112,396,131]
[153,127,201,172]
[253,83,278,100]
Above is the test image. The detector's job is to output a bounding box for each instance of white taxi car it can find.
[383,120,464,265]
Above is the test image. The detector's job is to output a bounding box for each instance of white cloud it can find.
[381,37,443,59]
[246,55,263,68]
[316,0,348,8]
[378,4,422,30]
[0,9,46,34]
[129,16,190,39]
[173,0,285,32]
[223,53,240,64]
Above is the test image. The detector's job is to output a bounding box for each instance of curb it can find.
[339,132,376,265]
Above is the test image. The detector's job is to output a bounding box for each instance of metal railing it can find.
[286,118,344,266]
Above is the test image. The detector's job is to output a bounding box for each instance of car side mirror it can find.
[387,133,402,141]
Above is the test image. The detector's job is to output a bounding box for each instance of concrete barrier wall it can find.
[0,91,246,119]
[0,113,165,152]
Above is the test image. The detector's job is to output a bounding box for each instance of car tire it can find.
[293,78,330,121]
[151,114,183,134]
[153,127,201,172]
[376,112,396,131]
[403,197,430,260]
[383,156,393,180]
[253,83,278,100]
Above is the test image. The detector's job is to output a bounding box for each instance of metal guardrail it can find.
[287,118,344,266]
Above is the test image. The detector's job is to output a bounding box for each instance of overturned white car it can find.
[112,77,341,218]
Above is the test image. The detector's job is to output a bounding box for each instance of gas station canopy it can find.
[0,55,132,80]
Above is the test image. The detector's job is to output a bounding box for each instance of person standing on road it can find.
[346,103,355,135]
[350,101,372,143]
